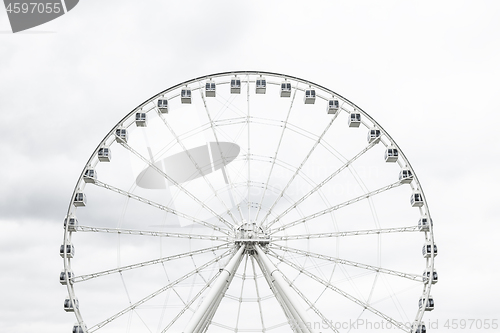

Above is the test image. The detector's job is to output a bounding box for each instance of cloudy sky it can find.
[0,1,499,332]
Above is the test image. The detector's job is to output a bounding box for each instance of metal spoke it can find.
[268,249,410,332]
[161,271,223,332]
[271,244,423,282]
[72,244,231,283]
[119,141,234,230]
[87,249,232,333]
[281,274,340,333]
[93,179,231,235]
[272,226,420,241]
[254,81,298,223]
[76,225,232,242]
[250,255,266,330]
[235,254,249,331]
[259,110,340,228]
[157,110,241,226]
[270,180,403,234]
[199,86,245,223]
[267,141,378,229]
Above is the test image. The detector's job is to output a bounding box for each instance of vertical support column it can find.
[183,245,245,333]
[254,245,317,333]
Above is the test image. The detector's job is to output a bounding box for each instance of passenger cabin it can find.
[418,216,433,232]
[73,324,87,333]
[60,243,75,258]
[181,88,192,104]
[59,270,74,285]
[256,78,266,94]
[64,297,79,312]
[367,127,381,143]
[98,147,111,162]
[412,323,426,333]
[135,112,147,127]
[280,81,292,97]
[422,241,438,258]
[348,112,361,127]
[73,192,87,207]
[385,146,399,162]
[399,168,413,183]
[63,215,78,232]
[157,99,168,113]
[205,80,216,97]
[231,78,241,94]
[419,295,435,311]
[327,99,339,114]
[83,168,96,184]
[304,88,316,104]
[410,190,424,207]
[423,268,438,284]
[115,127,128,143]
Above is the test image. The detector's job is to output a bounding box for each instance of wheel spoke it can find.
[199,86,245,223]
[267,140,378,229]
[72,244,231,283]
[119,141,234,230]
[270,180,404,234]
[93,179,231,235]
[157,109,241,226]
[161,270,223,332]
[267,249,410,332]
[259,109,340,228]
[254,81,298,222]
[271,244,423,282]
[87,249,232,333]
[272,226,420,241]
[76,225,232,242]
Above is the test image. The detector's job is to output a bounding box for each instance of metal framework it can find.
[61,71,436,333]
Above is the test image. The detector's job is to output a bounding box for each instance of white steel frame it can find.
[62,71,436,333]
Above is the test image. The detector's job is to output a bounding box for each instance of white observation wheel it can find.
[61,71,437,333]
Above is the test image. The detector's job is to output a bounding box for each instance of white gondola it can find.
[418,215,433,232]
[327,99,339,114]
[412,322,426,333]
[230,78,241,94]
[256,77,266,94]
[367,127,381,143]
[304,88,316,104]
[423,267,438,284]
[59,270,74,285]
[419,295,434,311]
[64,297,79,312]
[83,168,96,184]
[135,112,147,127]
[422,241,438,258]
[181,88,192,104]
[205,80,216,97]
[115,127,128,143]
[63,214,78,232]
[73,192,87,207]
[97,147,111,162]
[280,81,292,97]
[385,146,398,162]
[348,112,361,127]
[410,190,424,207]
[399,168,413,183]
[60,243,75,258]
[73,323,87,333]
[157,99,168,113]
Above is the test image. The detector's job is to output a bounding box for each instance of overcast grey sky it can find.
[0,1,499,332]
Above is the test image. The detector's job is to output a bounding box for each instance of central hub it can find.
[235,221,270,248]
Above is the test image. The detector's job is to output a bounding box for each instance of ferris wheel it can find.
[60,71,437,333]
